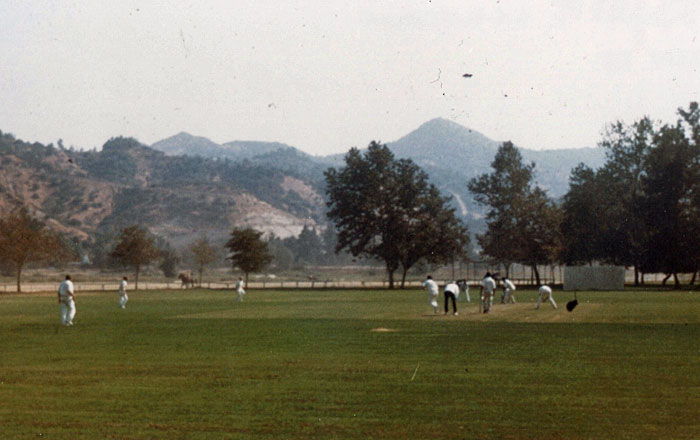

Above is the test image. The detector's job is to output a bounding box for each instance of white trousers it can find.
[536,292,557,309]
[119,293,128,308]
[236,289,246,302]
[462,287,470,302]
[482,291,493,312]
[504,288,516,303]
[60,298,76,325]
[428,292,439,312]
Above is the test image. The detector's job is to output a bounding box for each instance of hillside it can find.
[0,133,324,252]
[149,119,606,235]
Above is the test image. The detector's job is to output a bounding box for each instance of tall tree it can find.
[325,142,469,288]
[560,164,603,265]
[110,225,161,289]
[639,120,700,287]
[189,235,219,285]
[597,117,655,283]
[0,207,70,292]
[224,227,272,287]
[468,142,559,283]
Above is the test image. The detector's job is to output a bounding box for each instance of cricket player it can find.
[57,275,76,326]
[479,272,496,313]
[502,277,516,304]
[118,276,128,309]
[536,285,557,309]
[443,281,459,315]
[422,275,439,314]
[235,277,246,302]
[457,279,470,302]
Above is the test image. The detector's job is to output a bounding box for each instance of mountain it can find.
[148,119,606,235]
[385,118,606,232]
[0,119,606,258]
[0,133,325,253]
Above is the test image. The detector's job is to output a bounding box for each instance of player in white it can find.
[502,277,516,304]
[457,279,470,302]
[118,276,128,309]
[443,281,459,315]
[479,272,496,313]
[536,285,557,309]
[235,277,246,302]
[57,275,76,326]
[422,275,439,314]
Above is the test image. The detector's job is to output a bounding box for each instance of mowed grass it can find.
[1,288,699,439]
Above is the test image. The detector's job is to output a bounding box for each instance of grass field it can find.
[1,287,699,439]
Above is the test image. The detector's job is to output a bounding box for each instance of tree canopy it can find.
[0,207,70,292]
[110,225,161,289]
[189,235,219,284]
[468,142,561,284]
[561,102,700,287]
[224,227,272,286]
[325,141,469,288]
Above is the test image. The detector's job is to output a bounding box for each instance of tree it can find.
[325,141,469,288]
[468,142,560,284]
[639,120,700,287]
[224,227,272,287]
[110,225,161,289]
[0,207,70,292]
[159,247,180,279]
[560,164,603,265]
[597,117,655,283]
[188,235,218,285]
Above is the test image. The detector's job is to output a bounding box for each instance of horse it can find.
[177,272,196,289]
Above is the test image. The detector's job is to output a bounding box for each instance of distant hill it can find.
[0,133,325,255]
[0,118,606,258]
[385,118,605,232]
[149,118,607,235]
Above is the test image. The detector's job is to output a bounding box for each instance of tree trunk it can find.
[245,272,249,289]
[199,268,203,286]
[135,265,140,290]
[641,272,645,285]
[673,273,680,289]
[16,265,22,293]
[400,267,408,289]
[387,268,395,289]
[661,273,671,286]
[532,265,541,286]
[634,266,639,286]
[690,271,697,286]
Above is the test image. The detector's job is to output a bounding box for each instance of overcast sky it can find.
[1,1,699,155]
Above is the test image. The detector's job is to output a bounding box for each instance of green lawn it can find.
[1,288,698,439]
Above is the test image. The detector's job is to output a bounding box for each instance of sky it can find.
[1,0,699,156]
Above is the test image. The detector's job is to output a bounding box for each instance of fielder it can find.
[479,272,496,313]
[457,279,470,302]
[235,277,246,302]
[443,281,459,315]
[57,275,76,326]
[502,277,516,304]
[422,275,439,314]
[118,276,128,309]
[536,285,557,309]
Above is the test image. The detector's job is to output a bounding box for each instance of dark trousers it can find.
[444,291,457,313]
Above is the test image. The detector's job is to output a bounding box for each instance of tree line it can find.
[466,102,700,288]
[3,102,700,290]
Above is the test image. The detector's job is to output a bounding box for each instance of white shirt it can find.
[444,283,459,295]
[422,279,438,295]
[539,285,552,296]
[236,279,245,292]
[504,279,516,291]
[482,276,496,293]
[119,280,127,294]
[59,280,74,298]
